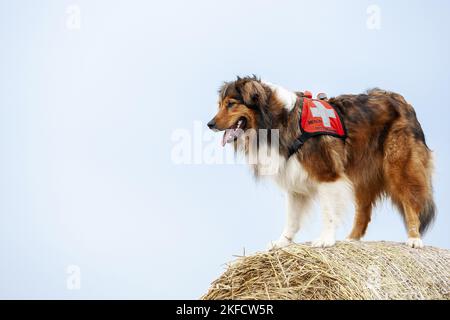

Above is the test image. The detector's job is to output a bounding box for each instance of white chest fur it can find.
[274,156,316,195]
[252,149,316,195]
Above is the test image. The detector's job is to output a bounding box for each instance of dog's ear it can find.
[240,80,268,108]
[239,80,272,129]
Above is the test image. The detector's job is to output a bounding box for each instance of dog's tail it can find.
[396,196,436,236]
[419,197,436,235]
[395,153,436,236]
[420,152,436,235]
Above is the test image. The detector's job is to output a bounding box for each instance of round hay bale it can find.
[202,241,450,300]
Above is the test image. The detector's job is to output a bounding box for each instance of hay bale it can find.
[202,241,450,300]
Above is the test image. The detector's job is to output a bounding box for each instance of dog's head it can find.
[208,76,273,146]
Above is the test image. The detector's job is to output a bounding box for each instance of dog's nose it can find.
[207,118,216,130]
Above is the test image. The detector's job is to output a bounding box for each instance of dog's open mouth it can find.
[222,117,247,146]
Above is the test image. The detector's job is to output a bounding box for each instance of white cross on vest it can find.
[310,101,336,127]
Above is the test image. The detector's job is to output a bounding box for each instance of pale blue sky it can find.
[0,0,449,299]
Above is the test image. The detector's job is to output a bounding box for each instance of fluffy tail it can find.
[419,198,436,235]
[420,151,436,235]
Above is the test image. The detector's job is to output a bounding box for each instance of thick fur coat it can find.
[207,76,435,248]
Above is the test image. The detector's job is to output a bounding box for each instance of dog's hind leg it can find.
[268,192,313,250]
[383,131,435,248]
[402,203,424,248]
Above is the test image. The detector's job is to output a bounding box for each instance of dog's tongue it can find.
[221,119,244,147]
[222,129,236,147]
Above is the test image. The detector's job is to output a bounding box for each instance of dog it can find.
[207,76,435,249]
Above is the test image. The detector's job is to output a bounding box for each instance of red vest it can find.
[300,98,346,138]
[288,93,346,157]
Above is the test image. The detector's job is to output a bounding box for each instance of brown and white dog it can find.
[207,76,435,249]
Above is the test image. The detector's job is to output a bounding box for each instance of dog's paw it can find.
[407,237,424,249]
[312,236,336,248]
[267,237,293,251]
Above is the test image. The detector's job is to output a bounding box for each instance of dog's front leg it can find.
[312,179,350,248]
[268,192,312,250]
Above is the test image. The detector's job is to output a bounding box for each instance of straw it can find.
[202,241,450,300]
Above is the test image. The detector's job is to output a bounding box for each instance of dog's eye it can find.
[227,102,234,108]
